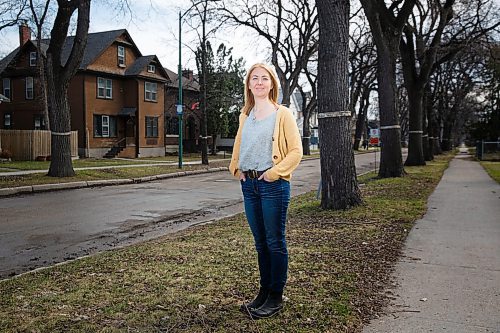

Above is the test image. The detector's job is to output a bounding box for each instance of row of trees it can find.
[1,0,498,210]
[190,0,498,208]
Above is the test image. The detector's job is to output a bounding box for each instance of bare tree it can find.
[317,0,361,210]
[399,0,455,166]
[47,0,90,177]
[359,0,416,178]
[0,0,28,32]
[29,0,52,131]
[349,18,377,150]
[218,0,318,107]
[298,60,317,155]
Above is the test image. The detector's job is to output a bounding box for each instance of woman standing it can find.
[229,63,303,319]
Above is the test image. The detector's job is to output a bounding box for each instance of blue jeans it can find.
[241,178,291,293]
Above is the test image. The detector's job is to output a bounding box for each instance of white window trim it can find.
[145,82,157,102]
[147,64,156,73]
[30,52,37,66]
[118,45,125,67]
[2,78,10,99]
[102,115,110,137]
[97,77,112,99]
[4,113,11,127]
[25,77,34,100]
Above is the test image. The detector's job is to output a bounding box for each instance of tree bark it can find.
[317,0,361,210]
[47,0,91,177]
[404,88,426,165]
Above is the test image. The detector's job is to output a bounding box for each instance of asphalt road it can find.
[0,152,380,278]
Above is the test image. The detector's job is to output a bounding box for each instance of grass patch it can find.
[480,161,500,184]
[0,155,227,171]
[0,161,229,188]
[0,153,454,332]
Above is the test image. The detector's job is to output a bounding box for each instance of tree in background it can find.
[196,41,245,154]
[399,0,455,166]
[0,0,28,32]
[359,0,416,178]
[317,0,361,210]
[29,0,53,131]
[218,0,318,107]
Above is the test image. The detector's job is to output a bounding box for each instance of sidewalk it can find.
[363,153,500,332]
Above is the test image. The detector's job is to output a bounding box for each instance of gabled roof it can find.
[125,55,169,82]
[164,67,200,91]
[62,29,133,69]
[0,29,139,73]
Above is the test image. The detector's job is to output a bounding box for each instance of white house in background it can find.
[279,90,318,144]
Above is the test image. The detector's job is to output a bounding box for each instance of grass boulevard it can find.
[0,152,464,332]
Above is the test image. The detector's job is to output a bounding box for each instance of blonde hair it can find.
[242,63,279,115]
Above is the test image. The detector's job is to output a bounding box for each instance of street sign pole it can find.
[178,11,183,169]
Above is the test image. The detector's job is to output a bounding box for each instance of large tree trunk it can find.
[376,45,405,177]
[317,0,361,210]
[405,88,426,165]
[47,0,91,177]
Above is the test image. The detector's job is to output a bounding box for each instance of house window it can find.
[97,77,112,99]
[4,113,12,129]
[145,116,158,137]
[145,82,157,102]
[117,45,125,66]
[166,115,178,135]
[30,52,37,66]
[34,114,46,130]
[147,64,156,73]
[26,77,34,99]
[93,114,117,137]
[2,78,10,99]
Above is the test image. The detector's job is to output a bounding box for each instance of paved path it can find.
[363,153,500,333]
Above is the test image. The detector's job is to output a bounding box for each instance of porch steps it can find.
[104,146,125,158]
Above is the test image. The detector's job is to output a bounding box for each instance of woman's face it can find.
[248,67,273,100]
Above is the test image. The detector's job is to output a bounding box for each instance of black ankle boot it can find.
[240,287,269,314]
[249,291,283,319]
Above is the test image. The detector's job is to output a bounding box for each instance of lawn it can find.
[0,153,454,332]
[480,161,500,184]
[0,161,229,189]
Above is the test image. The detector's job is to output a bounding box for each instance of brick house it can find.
[0,24,169,158]
[163,68,201,153]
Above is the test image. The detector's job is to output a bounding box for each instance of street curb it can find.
[0,167,229,198]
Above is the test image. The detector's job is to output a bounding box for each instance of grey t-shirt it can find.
[238,110,277,172]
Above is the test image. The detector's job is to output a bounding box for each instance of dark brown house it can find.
[0,24,169,158]
[163,68,201,153]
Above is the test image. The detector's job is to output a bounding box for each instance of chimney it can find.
[182,69,194,80]
[19,21,31,46]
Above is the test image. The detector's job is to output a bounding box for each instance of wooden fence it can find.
[0,130,78,160]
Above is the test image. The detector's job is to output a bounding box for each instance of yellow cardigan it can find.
[229,105,303,181]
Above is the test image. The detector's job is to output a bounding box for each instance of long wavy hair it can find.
[241,63,280,115]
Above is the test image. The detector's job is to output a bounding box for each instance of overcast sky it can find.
[0,0,266,73]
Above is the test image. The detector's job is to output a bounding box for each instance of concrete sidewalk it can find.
[363,154,500,333]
